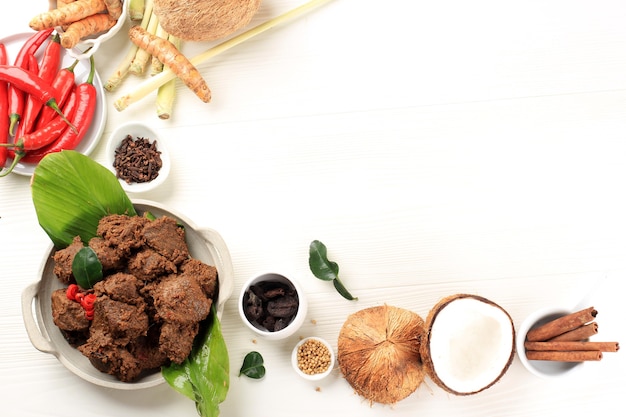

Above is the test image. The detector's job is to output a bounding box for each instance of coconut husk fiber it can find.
[337,304,426,404]
[153,0,262,42]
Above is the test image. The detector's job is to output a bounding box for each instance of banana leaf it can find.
[162,307,229,417]
[31,150,136,248]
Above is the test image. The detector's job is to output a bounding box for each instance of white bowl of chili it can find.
[105,121,170,194]
[0,31,107,176]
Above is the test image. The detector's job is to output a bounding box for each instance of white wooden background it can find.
[1,1,625,416]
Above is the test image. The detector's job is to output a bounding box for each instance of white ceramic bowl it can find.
[291,336,335,381]
[105,122,170,194]
[238,272,308,340]
[516,307,583,379]
[21,200,234,389]
[48,0,128,59]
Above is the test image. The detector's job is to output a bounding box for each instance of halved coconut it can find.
[420,294,515,395]
[337,305,426,404]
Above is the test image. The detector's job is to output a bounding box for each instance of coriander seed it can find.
[297,338,332,375]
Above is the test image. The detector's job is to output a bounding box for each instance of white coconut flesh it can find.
[428,297,514,394]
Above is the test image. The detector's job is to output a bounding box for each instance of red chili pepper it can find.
[0,65,78,176]
[13,90,78,151]
[13,29,54,68]
[0,65,63,110]
[66,284,80,301]
[0,65,74,126]
[28,53,39,73]
[16,54,41,147]
[20,56,97,165]
[35,58,79,130]
[7,28,53,136]
[75,292,85,304]
[80,293,97,310]
[0,44,8,169]
[17,33,61,138]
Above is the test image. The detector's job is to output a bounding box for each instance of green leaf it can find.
[162,307,229,417]
[308,240,339,281]
[309,240,358,301]
[72,246,103,289]
[238,351,265,379]
[333,277,358,301]
[31,150,136,248]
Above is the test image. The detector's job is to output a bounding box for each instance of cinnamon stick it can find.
[524,341,619,353]
[525,350,602,362]
[549,322,598,341]
[526,307,597,342]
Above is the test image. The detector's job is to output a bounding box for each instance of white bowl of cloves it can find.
[106,121,170,194]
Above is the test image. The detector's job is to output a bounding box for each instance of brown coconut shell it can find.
[153,0,262,42]
[420,294,515,396]
[337,305,426,405]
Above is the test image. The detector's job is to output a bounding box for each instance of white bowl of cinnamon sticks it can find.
[517,306,619,378]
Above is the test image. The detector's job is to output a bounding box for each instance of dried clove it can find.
[113,135,162,184]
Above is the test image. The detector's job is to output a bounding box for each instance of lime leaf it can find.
[238,351,265,379]
[31,150,136,248]
[72,246,103,289]
[333,277,358,301]
[309,240,358,301]
[308,240,339,281]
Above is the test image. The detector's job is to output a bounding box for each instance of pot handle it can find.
[197,228,235,311]
[21,282,56,354]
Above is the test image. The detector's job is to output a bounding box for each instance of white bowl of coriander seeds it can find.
[291,336,335,380]
[106,121,170,194]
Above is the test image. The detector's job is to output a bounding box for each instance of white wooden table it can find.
[1,1,625,416]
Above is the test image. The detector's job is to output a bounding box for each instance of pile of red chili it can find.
[0,29,97,177]
[66,284,96,320]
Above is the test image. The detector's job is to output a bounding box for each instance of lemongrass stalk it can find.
[104,44,139,91]
[114,0,336,111]
[150,23,168,76]
[156,35,181,119]
[104,0,154,91]
[156,77,177,119]
[129,0,145,21]
[129,7,160,75]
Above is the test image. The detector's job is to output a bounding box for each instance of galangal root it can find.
[29,0,123,49]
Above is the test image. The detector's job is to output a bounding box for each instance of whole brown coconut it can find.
[153,0,262,42]
[337,305,426,405]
